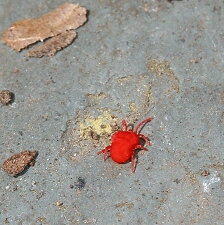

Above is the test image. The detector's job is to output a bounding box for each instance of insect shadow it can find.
[133,136,151,171]
[9,92,15,105]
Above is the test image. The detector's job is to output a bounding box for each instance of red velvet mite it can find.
[97,118,152,173]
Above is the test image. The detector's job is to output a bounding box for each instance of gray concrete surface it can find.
[0,0,224,224]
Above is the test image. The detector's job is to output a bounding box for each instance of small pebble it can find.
[56,201,63,206]
[2,150,37,176]
[0,90,12,105]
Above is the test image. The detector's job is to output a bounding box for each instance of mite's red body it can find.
[97,118,152,173]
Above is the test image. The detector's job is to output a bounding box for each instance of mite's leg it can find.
[132,145,148,172]
[97,146,111,161]
[138,134,151,146]
[134,144,148,152]
[122,120,128,131]
[135,117,152,133]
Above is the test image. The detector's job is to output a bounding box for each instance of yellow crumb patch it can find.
[79,111,118,138]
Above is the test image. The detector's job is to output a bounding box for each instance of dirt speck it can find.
[115,201,134,209]
[201,170,210,177]
[147,57,180,93]
[75,177,86,190]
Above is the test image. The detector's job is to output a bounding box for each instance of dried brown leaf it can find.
[2,3,87,51]
[28,30,76,57]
